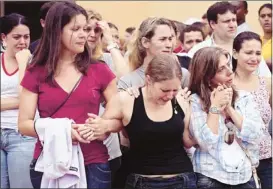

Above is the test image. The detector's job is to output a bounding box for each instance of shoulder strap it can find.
[49,75,83,117]
[236,138,261,188]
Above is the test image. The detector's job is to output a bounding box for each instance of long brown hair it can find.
[30,2,94,84]
[189,47,238,113]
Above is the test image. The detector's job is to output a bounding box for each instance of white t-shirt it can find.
[1,53,20,130]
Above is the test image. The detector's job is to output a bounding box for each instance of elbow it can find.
[17,118,28,136]
[18,121,25,135]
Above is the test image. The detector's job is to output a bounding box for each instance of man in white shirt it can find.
[188,1,271,78]
[230,1,251,36]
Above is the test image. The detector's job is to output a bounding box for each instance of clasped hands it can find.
[210,83,233,112]
[71,113,109,144]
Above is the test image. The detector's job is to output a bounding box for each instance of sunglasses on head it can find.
[224,117,235,145]
[84,26,102,34]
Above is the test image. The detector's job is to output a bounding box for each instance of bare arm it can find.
[18,88,38,137]
[101,78,124,133]
[183,106,197,148]
[108,48,130,78]
[16,49,32,93]
[1,97,19,111]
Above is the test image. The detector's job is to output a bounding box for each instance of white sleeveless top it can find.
[1,53,20,130]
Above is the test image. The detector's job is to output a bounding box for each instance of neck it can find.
[235,67,254,82]
[142,55,153,70]
[263,32,272,40]
[238,19,245,26]
[4,49,16,60]
[4,49,17,64]
[143,86,158,107]
[212,33,233,52]
[58,49,76,69]
[213,33,233,46]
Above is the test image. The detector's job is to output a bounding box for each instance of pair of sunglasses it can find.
[84,26,102,34]
[224,117,235,145]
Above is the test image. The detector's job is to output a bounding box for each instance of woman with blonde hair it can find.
[119,17,190,90]
[86,9,128,78]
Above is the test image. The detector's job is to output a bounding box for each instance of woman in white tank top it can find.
[1,13,35,188]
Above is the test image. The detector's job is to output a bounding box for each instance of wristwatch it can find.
[107,42,119,52]
[209,106,220,114]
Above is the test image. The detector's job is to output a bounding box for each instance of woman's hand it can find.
[126,87,140,98]
[78,113,109,141]
[176,87,191,113]
[15,49,32,68]
[96,21,113,46]
[210,85,230,111]
[71,124,90,144]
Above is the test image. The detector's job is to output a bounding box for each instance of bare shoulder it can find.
[118,91,135,108]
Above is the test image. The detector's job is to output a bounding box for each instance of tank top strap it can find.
[130,87,149,122]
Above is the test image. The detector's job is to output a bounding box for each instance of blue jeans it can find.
[125,172,197,189]
[257,158,272,189]
[1,128,36,188]
[30,160,111,189]
[196,173,256,188]
[85,162,111,189]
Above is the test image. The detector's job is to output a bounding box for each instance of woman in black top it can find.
[79,54,197,189]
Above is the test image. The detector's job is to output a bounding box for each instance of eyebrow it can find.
[11,34,30,36]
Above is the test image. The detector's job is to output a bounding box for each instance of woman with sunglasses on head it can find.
[0,13,35,188]
[232,31,272,189]
[86,9,129,78]
[188,46,264,188]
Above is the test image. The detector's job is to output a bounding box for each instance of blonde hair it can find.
[127,17,172,71]
[146,53,182,83]
[86,9,104,60]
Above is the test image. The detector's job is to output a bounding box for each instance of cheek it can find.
[211,74,225,85]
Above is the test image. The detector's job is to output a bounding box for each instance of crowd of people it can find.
[0,1,272,189]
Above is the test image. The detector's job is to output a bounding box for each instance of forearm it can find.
[109,48,130,78]
[104,118,123,133]
[226,106,243,130]
[18,119,37,138]
[183,129,196,148]
[18,65,27,93]
[1,97,19,111]
[207,112,220,134]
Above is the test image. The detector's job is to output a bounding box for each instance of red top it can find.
[173,45,184,54]
[21,62,115,165]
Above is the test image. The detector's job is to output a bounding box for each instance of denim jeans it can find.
[30,159,111,189]
[1,128,36,188]
[257,158,272,189]
[85,162,111,189]
[125,172,197,189]
[196,173,256,188]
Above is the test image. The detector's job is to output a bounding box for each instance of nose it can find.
[166,91,174,100]
[166,39,172,49]
[18,37,26,44]
[226,66,233,75]
[80,28,87,39]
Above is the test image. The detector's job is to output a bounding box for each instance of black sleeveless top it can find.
[125,88,193,175]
